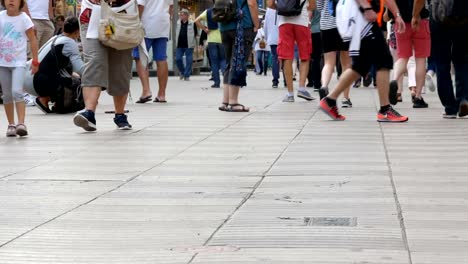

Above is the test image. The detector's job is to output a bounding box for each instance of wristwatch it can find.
[396,12,401,17]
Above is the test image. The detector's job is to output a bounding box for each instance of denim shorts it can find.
[133,37,168,61]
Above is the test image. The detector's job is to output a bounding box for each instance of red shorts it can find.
[396,20,431,58]
[278,24,312,60]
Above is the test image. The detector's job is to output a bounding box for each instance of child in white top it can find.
[0,0,39,137]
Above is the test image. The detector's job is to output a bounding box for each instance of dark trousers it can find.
[431,21,468,114]
[207,43,227,86]
[256,50,270,75]
[307,32,323,88]
[270,45,280,85]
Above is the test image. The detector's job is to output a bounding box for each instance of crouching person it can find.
[24,17,84,114]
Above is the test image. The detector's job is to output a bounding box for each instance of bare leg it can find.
[283,59,294,93]
[3,103,15,124]
[376,69,391,107]
[15,101,26,124]
[113,94,128,114]
[328,69,361,100]
[321,51,337,88]
[156,61,168,101]
[222,83,229,102]
[228,85,248,111]
[340,51,352,99]
[393,58,409,89]
[83,87,101,112]
[298,59,309,88]
[135,59,152,98]
[414,58,426,98]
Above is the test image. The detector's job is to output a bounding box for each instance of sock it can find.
[287,92,294,97]
[325,97,337,107]
[380,104,391,113]
[298,87,307,92]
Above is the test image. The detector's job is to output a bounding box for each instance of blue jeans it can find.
[431,21,468,115]
[256,50,270,75]
[176,48,194,78]
[207,43,227,86]
[270,45,280,85]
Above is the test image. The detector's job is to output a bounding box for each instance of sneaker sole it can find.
[377,118,409,123]
[389,81,398,105]
[117,126,133,130]
[73,114,97,132]
[297,94,315,101]
[413,105,429,108]
[443,115,457,119]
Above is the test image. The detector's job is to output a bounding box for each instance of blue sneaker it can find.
[73,110,96,131]
[297,89,315,101]
[114,114,132,130]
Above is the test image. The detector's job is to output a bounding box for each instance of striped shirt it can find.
[317,0,336,30]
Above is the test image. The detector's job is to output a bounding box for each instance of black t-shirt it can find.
[392,0,430,22]
[177,21,189,48]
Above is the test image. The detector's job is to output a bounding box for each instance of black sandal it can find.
[227,103,250,112]
[136,95,152,104]
[218,102,229,111]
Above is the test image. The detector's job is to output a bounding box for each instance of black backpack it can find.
[431,0,468,25]
[277,0,307,17]
[212,0,244,23]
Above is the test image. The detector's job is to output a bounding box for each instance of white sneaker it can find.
[24,94,36,106]
[425,73,436,92]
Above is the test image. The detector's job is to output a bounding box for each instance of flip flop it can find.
[136,95,152,104]
[227,103,249,112]
[218,102,229,111]
[35,97,52,114]
[153,97,167,103]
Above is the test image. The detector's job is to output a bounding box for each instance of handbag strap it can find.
[100,0,138,14]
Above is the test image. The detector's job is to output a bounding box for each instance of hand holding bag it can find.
[98,0,144,50]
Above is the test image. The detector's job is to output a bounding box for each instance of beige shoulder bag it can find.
[98,0,145,50]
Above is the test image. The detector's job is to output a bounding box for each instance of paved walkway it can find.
[1,73,467,264]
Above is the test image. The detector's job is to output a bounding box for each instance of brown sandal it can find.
[218,103,229,111]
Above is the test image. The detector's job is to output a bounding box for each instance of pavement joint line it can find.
[0,110,189,181]
[0,104,255,250]
[378,123,413,264]
[187,104,320,264]
[2,179,124,182]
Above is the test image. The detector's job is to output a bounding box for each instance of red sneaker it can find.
[319,98,346,121]
[377,107,409,122]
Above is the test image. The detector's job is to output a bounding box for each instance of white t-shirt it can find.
[0,11,34,67]
[278,1,309,27]
[137,0,173,39]
[26,0,50,20]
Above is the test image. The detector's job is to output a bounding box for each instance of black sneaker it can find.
[319,87,329,100]
[363,74,372,87]
[114,114,132,130]
[389,80,399,105]
[413,97,429,108]
[73,110,97,131]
